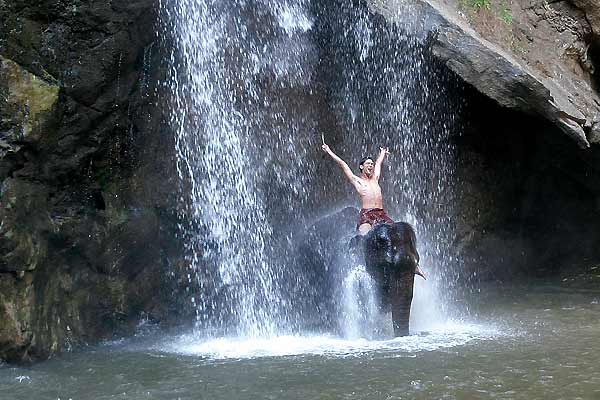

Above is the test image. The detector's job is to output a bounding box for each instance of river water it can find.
[2,282,598,399]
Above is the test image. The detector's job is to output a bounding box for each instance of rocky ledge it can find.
[376,0,600,147]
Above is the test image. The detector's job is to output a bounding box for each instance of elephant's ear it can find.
[399,222,419,263]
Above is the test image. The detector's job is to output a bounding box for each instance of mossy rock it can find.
[0,56,59,143]
[0,274,35,363]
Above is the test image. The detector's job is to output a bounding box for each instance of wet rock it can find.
[0,0,188,363]
[0,56,59,143]
[0,274,34,363]
[589,120,600,144]
[0,178,51,273]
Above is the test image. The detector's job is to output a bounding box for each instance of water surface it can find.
[2,282,599,399]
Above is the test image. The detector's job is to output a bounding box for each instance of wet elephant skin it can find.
[363,222,419,336]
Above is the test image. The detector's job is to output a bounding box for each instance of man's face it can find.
[361,159,374,177]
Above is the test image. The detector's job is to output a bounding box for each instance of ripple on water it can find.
[154,322,504,360]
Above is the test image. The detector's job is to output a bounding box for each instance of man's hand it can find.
[380,146,390,155]
[322,144,331,154]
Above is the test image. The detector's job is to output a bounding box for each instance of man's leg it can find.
[358,223,372,235]
[349,224,370,255]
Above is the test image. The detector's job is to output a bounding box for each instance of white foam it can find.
[157,323,501,360]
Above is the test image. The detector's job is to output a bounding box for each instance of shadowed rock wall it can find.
[0,0,187,363]
[374,0,600,284]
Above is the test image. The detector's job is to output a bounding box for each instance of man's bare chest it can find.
[356,179,382,195]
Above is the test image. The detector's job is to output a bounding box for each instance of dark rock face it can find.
[0,0,186,363]
[570,0,600,36]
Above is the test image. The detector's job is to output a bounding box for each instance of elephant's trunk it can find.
[389,268,415,336]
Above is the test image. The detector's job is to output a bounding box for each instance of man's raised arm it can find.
[322,144,359,185]
[373,146,390,180]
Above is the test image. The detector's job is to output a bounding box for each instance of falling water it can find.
[340,264,382,339]
[313,0,463,329]
[160,0,321,337]
[160,0,463,338]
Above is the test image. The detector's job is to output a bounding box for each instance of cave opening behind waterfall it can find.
[453,85,600,284]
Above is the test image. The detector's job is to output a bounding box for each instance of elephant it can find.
[359,222,420,337]
[299,208,422,336]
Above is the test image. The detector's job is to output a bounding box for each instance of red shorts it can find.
[357,208,394,229]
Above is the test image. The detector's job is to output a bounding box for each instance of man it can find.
[321,143,393,235]
[322,142,426,278]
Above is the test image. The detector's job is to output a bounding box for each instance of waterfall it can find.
[160,0,320,337]
[160,0,463,338]
[313,0,463,331]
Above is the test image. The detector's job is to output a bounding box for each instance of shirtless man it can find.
[322,143,426,279]
[321,143,393,235]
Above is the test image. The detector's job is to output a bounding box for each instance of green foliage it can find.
[509,37,527,55]
[459,0,513,25]
[499,4,513,24]
[458,0,491,14]
[470,0,491,10]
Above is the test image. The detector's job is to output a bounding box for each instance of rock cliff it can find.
[376,0,600,147]
[372,0,600,282]
[0,0,186,363]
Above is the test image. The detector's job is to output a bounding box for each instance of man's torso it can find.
[354,177,383,209]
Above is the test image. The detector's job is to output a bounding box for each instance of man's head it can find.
[359,156,374,177]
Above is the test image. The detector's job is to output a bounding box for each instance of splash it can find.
[159,322,499,359]
[340,264,382,339]
[313,0,463,327]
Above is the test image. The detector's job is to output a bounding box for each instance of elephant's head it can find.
[363,222,420,336]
